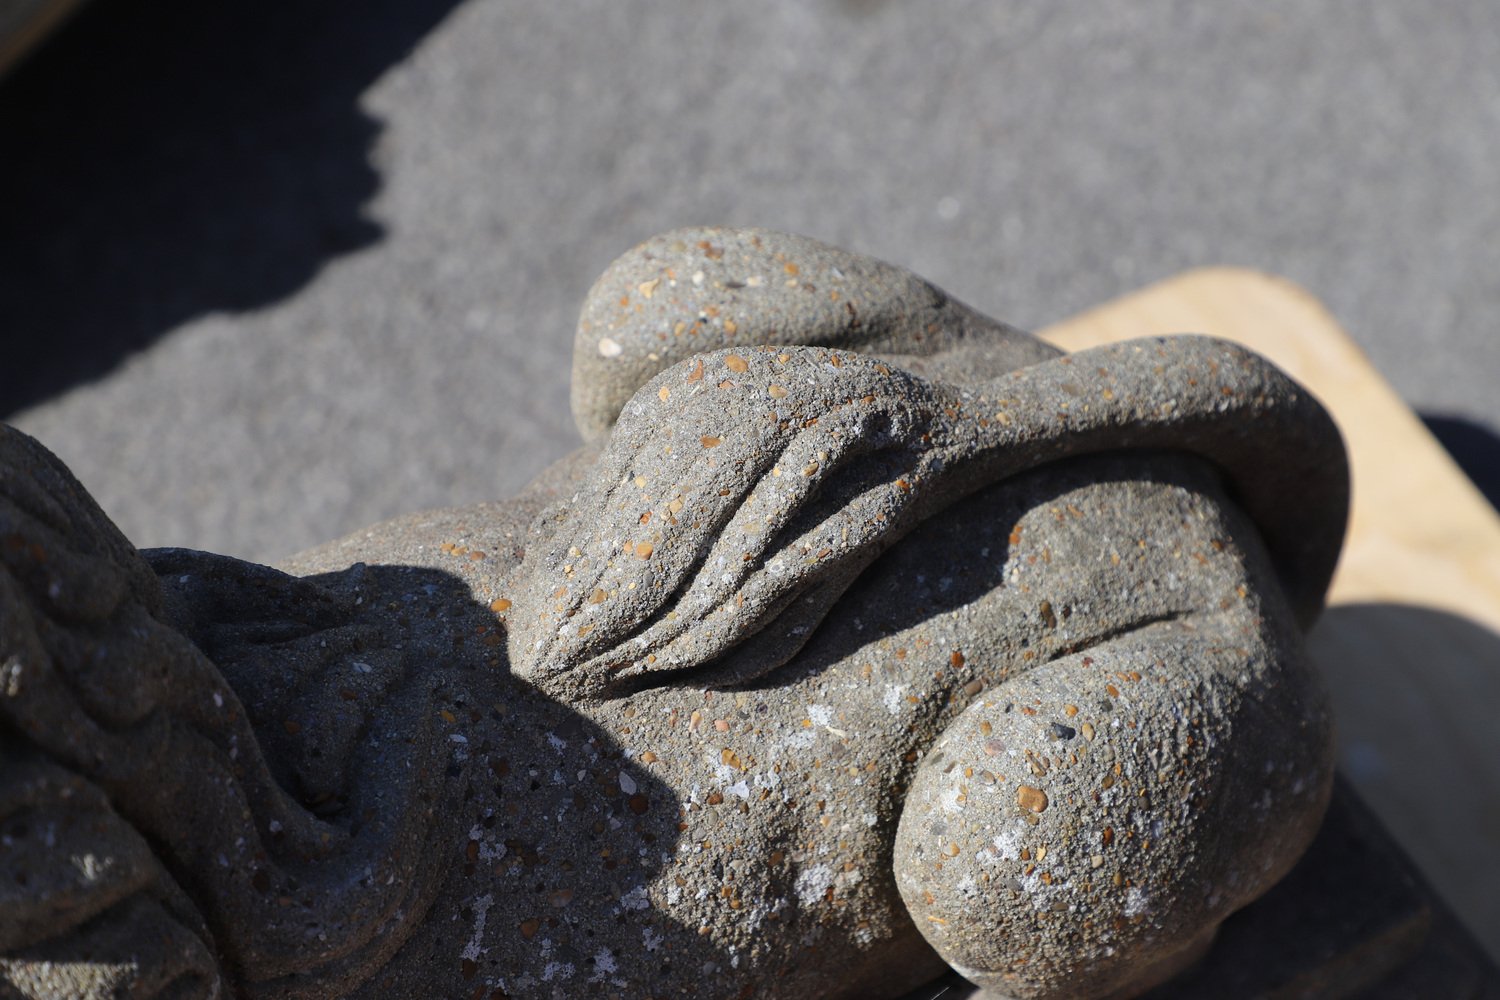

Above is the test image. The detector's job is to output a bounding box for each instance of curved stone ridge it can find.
[514,336,1344,703]
[571,226,1057,440]
[1,228,1347,1000]
[1,427,460,998]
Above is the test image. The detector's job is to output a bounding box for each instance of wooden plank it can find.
[1038,267,1500,963]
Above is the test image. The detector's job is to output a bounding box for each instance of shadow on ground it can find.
[1309,602,1500,974]
[0,0,464,416]
[1421,414,1500,514]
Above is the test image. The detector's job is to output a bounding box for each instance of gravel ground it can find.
[5,0,1498,564]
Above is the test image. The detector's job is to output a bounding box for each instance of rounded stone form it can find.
[570,226,1055,440]
[893,608,1333,998]
[0,226,1352,999]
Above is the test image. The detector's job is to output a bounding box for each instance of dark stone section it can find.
[903,779,1500,999]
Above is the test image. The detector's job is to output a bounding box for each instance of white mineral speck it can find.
[991,828,1022,860]
[795,864,835,906]
[69,853,111,881]
[461,894,494,961]
[541,961,575,982]
[882,685,907,715]
[786,729,816,750]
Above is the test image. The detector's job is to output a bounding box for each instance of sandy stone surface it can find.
[2,230,1346,998]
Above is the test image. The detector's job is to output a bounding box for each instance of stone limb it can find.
[0,426,457,998]
[570,226,1058,440]
[892,609,1334,999]
[0,757,225,999]
[512,335,1344,704]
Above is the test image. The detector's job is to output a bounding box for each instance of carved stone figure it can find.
[0,228,1347,999]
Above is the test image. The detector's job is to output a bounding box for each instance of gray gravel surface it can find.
[7,0,1499,562]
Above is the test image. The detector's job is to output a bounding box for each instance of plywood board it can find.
[1039,267,1500,963]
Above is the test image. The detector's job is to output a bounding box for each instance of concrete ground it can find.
[5,0,1498,562]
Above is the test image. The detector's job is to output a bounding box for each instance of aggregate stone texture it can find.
[0,230,1347,999]
[904,779,1500,999]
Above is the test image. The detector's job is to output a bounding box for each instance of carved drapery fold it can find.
[0,427,458,998]
[510,337,1346,702]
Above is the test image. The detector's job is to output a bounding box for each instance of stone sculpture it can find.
[0,228,1347,999]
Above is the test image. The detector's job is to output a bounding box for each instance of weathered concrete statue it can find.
[0,229,1346,999]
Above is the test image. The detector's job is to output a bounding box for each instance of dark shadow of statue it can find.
[1420,415,1500,514]
[0,0,463,416]
[0,229,1353,999]
[1309,602,1500,953]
